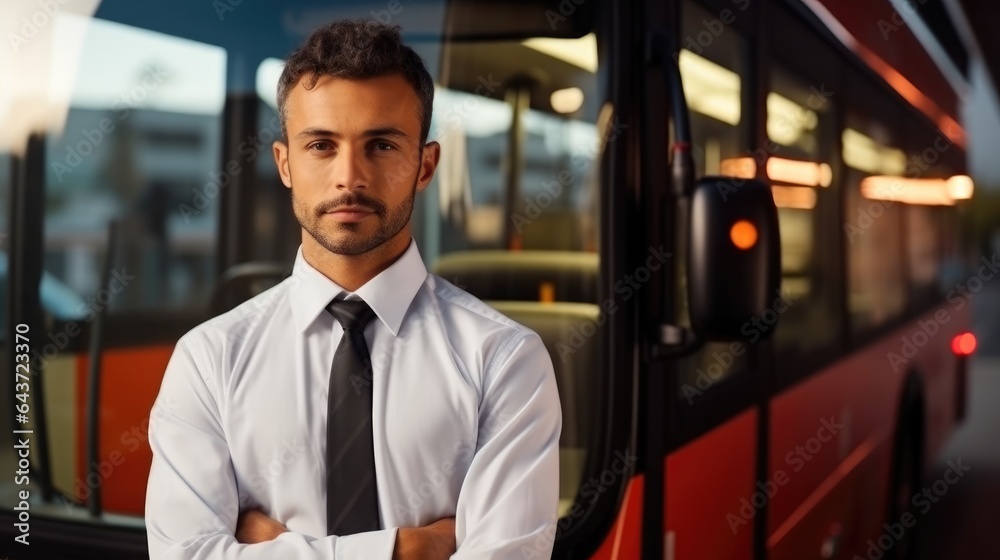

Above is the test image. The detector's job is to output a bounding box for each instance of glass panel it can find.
[844,119,907,332]
[0,153,10,337]
[767,66,839,361]
[45,15,225,312]
[907,205,943,306]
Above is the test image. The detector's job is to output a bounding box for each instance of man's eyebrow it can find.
[362,127,408,139]
[294,127,409,140]
[296,127,337,140]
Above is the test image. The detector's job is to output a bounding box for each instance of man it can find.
[145,20,561,560]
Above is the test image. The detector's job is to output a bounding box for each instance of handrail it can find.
[84,220,118,517]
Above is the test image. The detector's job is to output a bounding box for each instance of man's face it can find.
[273,73,439,256]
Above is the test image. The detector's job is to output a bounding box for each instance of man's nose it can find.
[331,146,369,191]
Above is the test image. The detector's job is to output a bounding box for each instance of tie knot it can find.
[326,299,376,331]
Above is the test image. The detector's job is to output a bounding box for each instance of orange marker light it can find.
[730,220,758,250]
[539,281,555,304]
[951,332,976,357]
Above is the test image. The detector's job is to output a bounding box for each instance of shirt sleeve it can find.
[452,331,563,559]
[145,331,398,560]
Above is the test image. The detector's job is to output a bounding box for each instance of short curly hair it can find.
[277,20,434,143]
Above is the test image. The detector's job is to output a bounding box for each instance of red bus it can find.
[0,0,975,558]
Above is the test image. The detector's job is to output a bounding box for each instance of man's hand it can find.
[235,509,288,544]
[393,517,456,560]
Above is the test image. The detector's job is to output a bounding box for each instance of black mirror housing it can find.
[687,177,781,341]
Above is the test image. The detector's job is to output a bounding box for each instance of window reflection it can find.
[45,16,226,311]
[767,65,839,362]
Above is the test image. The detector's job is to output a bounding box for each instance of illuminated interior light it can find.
[770,185,817,209]
[842,128,906,175]
[860,176,956,206]
[678,50,741,126]
[539,282,555,303]
[720,157,757,179]
[730,220,758,250]
[766,157,833,188]
[522,33,598,73]
[947,175,974,200]
[819,163,833,187]
[550,87,585,114]
[767,93,818,146]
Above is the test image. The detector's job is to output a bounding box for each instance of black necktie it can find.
[325,299,380,535]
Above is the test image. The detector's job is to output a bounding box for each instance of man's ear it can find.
[416,141,441,193]
[273,140,291,188]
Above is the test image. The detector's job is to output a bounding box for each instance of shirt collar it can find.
[288,239,427,336]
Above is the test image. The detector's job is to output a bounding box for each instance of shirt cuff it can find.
[334,527,398,560]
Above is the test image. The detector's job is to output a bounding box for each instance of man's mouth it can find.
[325,205,376,223]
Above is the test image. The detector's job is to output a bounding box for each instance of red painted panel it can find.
[813,0,964,144]
[74,346,173,515]
[666,408,757,560]
[768,303,968,557]
[588,476,644,560]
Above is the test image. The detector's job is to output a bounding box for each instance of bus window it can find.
[766,66,840,366]
[0,153,9,336]
[679,0,747,176]
[843,121,908,334]
[38,14,226,518]
[426,32,602,517]
[44,15,226,313]
[907,205,944,309]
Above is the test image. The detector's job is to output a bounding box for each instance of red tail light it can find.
[951,332,977,357]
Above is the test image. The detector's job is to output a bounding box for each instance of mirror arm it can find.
[647,324,704,361]
[646,27,695,198]
[644,28,703,362]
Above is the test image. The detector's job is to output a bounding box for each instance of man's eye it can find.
[373,142,394,152]
[308,141,333,152]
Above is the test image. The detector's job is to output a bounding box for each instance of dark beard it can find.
[292,178,416,256]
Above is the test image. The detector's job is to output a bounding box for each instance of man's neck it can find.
[301,232,411,292]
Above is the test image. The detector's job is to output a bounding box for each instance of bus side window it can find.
[766,66,840,368]
[907,205,945,310]
[842,119,908,335]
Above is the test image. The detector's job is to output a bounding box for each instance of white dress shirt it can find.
[145,239,562,559]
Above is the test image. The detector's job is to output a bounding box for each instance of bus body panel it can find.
[73,346,171,515]
[768,304,969,557]
[665,408,757,560]
[587,476,644,560]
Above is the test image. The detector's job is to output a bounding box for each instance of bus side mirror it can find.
[687,177,781,341]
